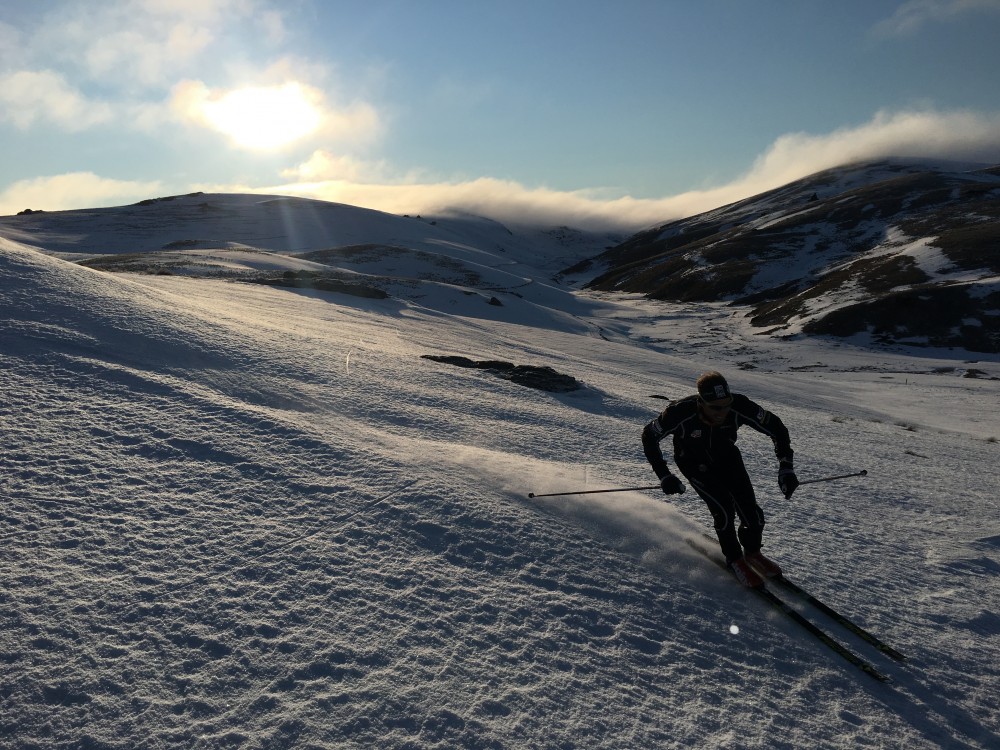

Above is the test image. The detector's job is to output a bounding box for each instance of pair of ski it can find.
[690,540,905,682]
[752,573,905,683]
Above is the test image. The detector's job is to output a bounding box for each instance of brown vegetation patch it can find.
[250,271,388,299]
[803,285,1000,353]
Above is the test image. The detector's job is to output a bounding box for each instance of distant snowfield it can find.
[2,209,1000,749]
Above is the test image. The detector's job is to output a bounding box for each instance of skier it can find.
[641,371,799,588]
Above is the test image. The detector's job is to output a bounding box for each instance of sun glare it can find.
[202,83,322,150]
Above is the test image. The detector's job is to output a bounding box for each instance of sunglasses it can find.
[700,399,733,413]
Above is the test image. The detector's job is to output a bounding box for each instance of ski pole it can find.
[798,469,868,486]
[528,485,660,499]
[528,470,868,498]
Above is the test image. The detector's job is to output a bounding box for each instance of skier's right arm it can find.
[642,408,685,494]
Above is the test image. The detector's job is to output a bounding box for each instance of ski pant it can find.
[676,443,765,564]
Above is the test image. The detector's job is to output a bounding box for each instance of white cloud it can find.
[0,21,21,67]
[739,109,1000,188]
[253,108,1000,231]
[83,23,214,87]
[192,175,739,233]
[269,178,656,229]
[0,67,182,135]
[872,0,1000,37]
[254,9,288,44]
[281,150,390,182]
[0,173,163,217]
[137,0,253,20]
[0,70,114,130]
[22,0,273,89]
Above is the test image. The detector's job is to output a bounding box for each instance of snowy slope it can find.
[2,206,1000,750]
[582,160,1000,353]
[0,193,621,273]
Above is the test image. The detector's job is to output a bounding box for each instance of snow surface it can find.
[2,202,1000,750]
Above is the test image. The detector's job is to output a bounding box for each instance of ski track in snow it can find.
[2,234,1000,750]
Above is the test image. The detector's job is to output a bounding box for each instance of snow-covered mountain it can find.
[0,192,627,333]
[575,160,1000,353]
[2,180,999,749]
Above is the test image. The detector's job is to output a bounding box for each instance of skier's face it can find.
[698,397,732,426]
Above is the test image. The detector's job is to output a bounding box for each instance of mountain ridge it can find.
[574,160,1000,353]
[4,158,999,352]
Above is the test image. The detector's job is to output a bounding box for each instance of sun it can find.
[201,82,322,150]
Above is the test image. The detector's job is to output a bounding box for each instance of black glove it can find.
[778,461,799,499]
[660,473,685,495]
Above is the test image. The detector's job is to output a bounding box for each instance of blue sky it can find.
[2,0,1000,229]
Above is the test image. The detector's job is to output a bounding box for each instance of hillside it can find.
[575,161,1000,353]
[2,182,1000,748]
[0,192,628,334]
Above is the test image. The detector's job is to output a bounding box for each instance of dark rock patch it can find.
[422,355,581,392]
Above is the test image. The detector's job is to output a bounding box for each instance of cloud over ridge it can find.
[263,108,1000,231]
[3,107,998,228]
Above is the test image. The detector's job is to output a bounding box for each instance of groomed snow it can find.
[2,223,999,749]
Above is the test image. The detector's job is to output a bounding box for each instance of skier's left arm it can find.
[734,395,799,498]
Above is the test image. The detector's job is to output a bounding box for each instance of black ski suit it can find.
[642,393,793,563]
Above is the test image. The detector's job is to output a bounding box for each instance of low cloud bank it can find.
[3,109,999,230]
[0,173,162,217]
[270,108,1000,231]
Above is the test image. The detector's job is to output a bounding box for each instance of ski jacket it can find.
[642,393,792,479]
